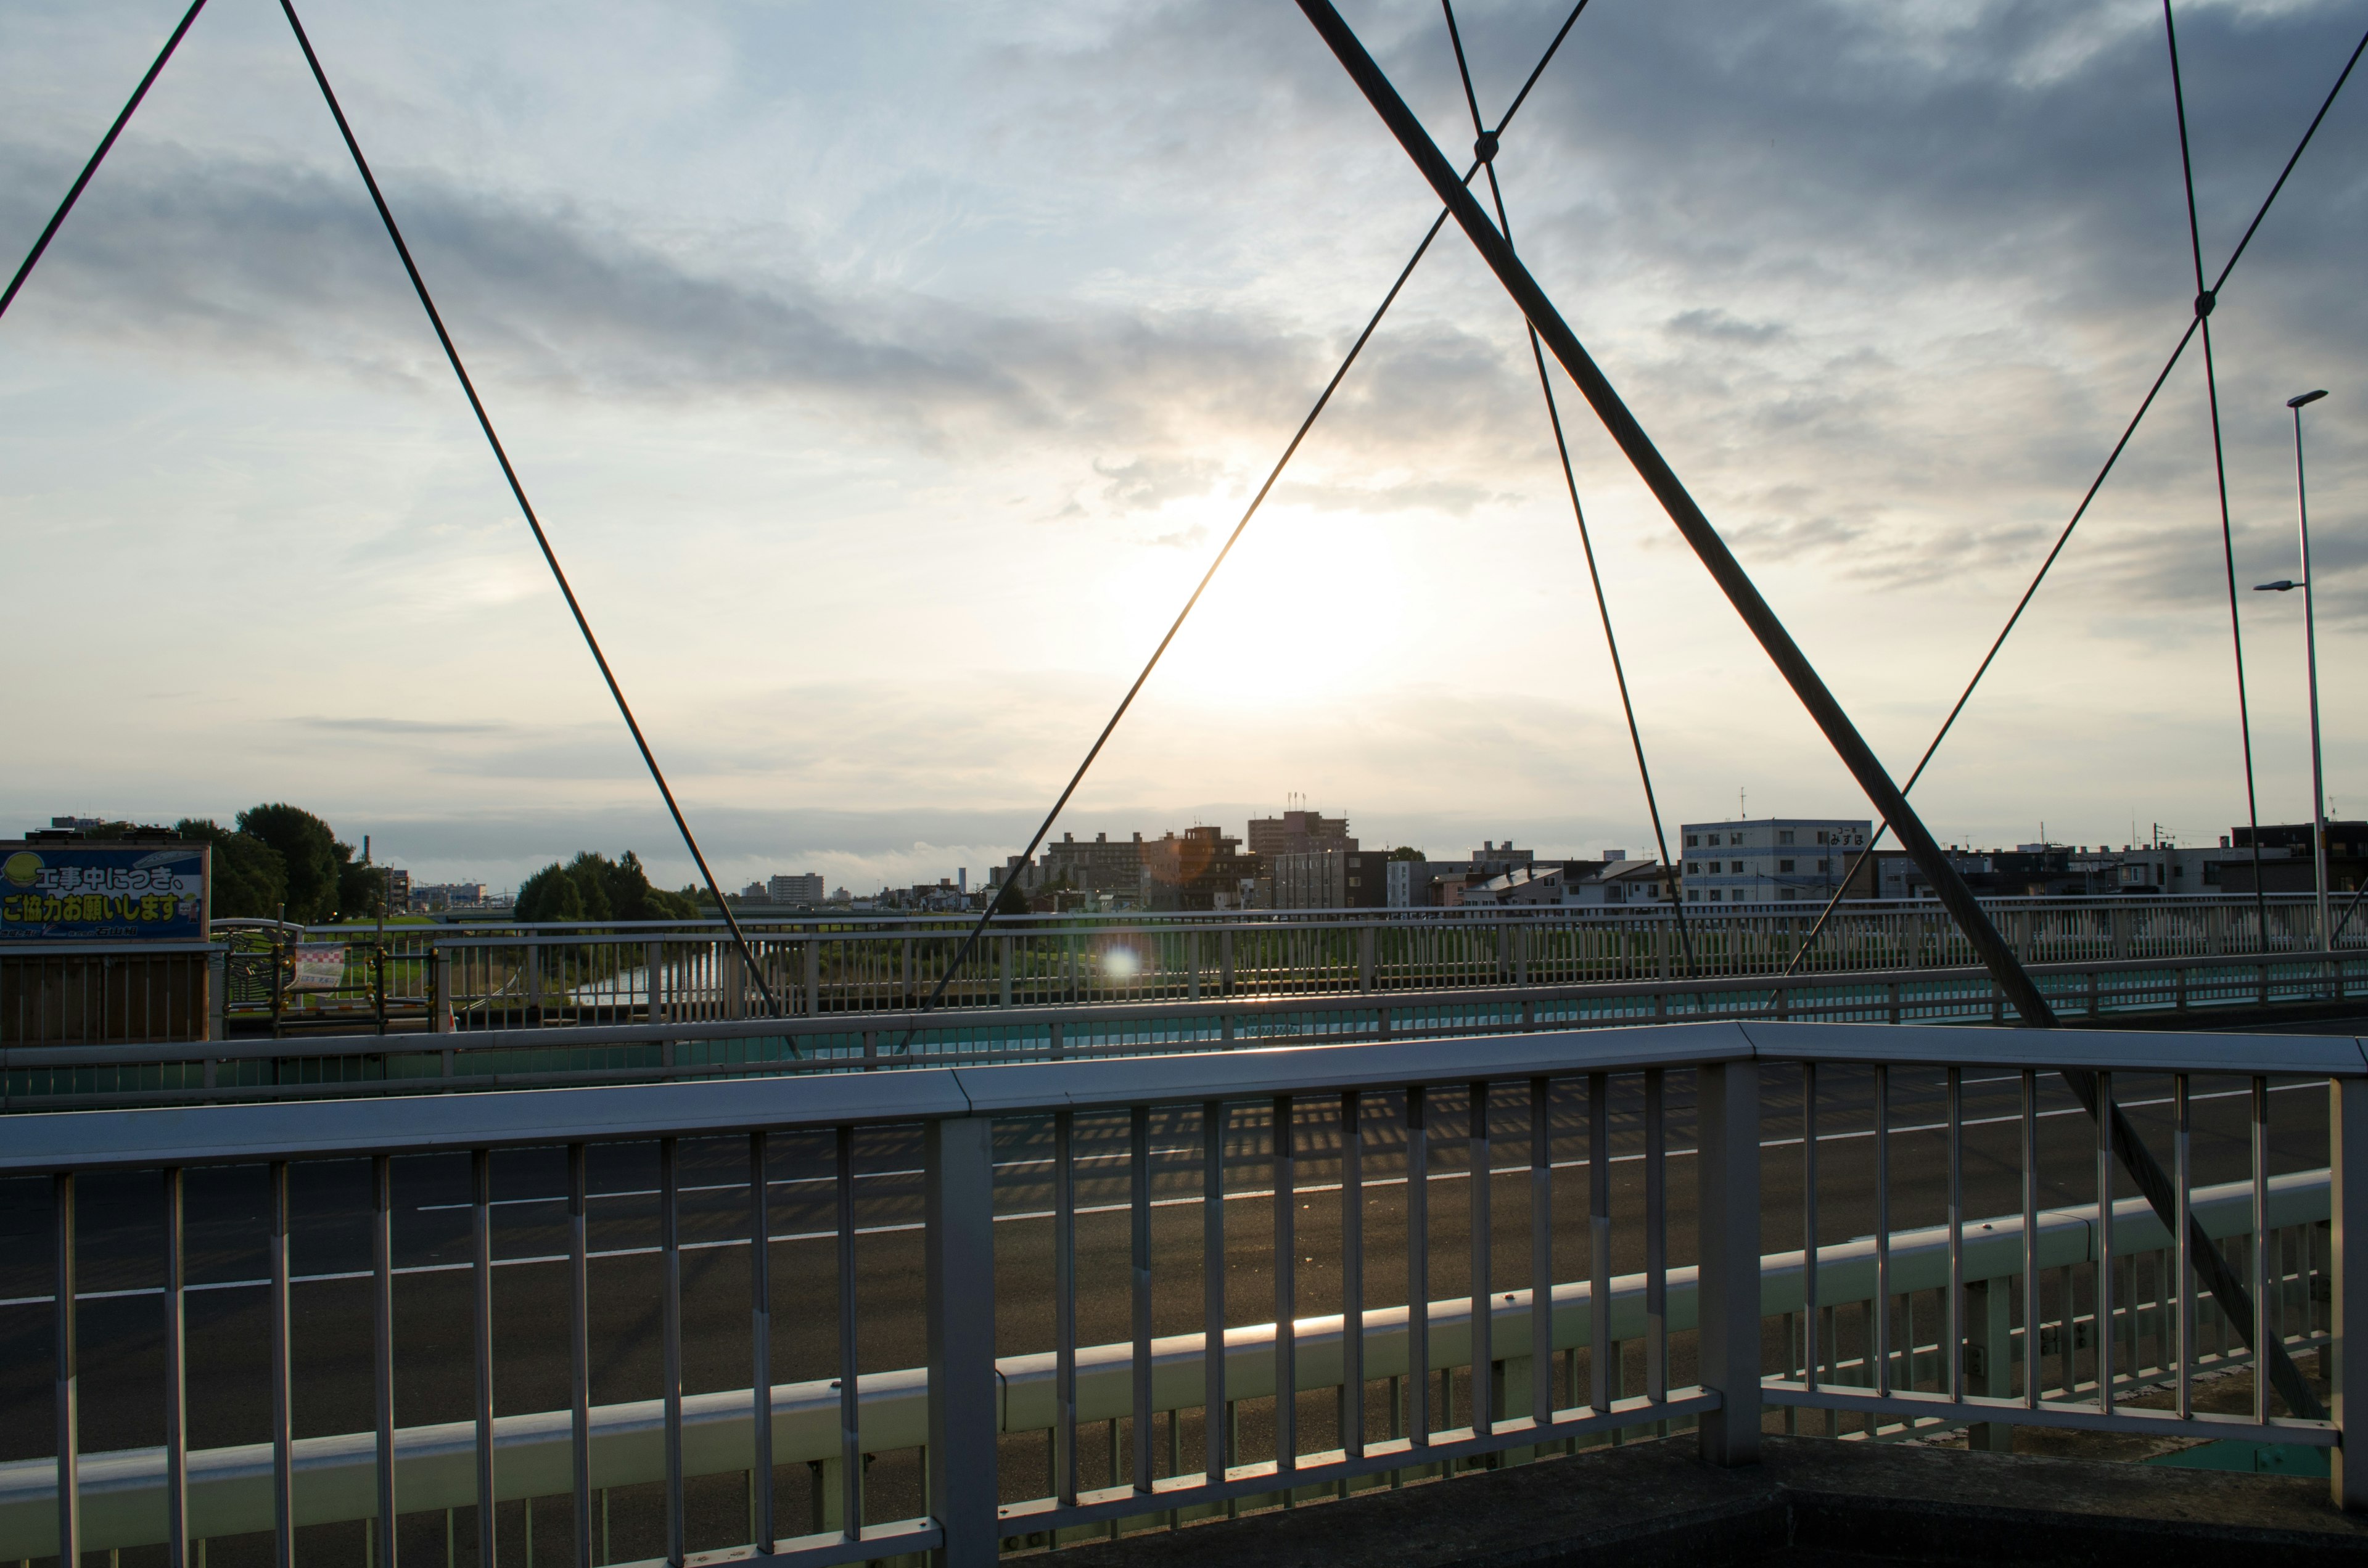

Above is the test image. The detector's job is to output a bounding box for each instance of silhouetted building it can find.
[1141,827,1260,911]
[1248,810,1354,861]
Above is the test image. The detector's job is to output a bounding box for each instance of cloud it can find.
[290,715,512,736]
[1666,308,1786,346]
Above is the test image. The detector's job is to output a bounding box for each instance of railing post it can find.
[2333,1076,2368,1512]
[723,944,749,1020]
[207,947,228,1042]
[926,1115,998,1565]
[1696,1057,1762,1465]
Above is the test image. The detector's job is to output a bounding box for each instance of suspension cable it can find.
[277,0,782,1016]
[2166,0,2271,946]
[894,0,1597,1049]
[1783,20,2368,974]
[1443,0,1696,975]
[0,0,210,324]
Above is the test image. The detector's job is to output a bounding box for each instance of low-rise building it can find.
[1270,846,1391,909]
[411,880,488,912]
[1569,859,1679,908]
[1387,843,1537,907]
[1681,819,1872,905]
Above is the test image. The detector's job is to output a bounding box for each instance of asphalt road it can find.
[0,1048,2337,1564]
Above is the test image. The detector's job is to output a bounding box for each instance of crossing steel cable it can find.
[2166,0,2271,947]
[1783,19,2368,976]
[893,0,1595,1051]
[0,0,210,324]
[1441,0,1695,977]
[276,0,783,1017]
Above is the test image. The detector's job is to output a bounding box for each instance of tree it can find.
[516,862,587,922]
[236,804,343,921]
[515,851,701,924]
[175,819,288,919]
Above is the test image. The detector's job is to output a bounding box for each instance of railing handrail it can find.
[9,948,2356,1073]
[78,889,2340,943]
[0,1165,2333,1559]
[6,1019,2361,1175]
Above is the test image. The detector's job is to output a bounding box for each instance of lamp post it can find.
[2255,387,2330,947]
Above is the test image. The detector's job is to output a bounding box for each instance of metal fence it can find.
[8,948,2366,1112]
[1,1019,2361,1568]
[167,895,2355,1036]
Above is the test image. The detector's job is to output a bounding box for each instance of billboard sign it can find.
[0,840,210,940]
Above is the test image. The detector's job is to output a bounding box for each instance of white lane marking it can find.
[414,1147,1199,1210]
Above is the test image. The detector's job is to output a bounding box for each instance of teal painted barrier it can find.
[2145,1439,2330,1477]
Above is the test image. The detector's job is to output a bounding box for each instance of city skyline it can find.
[4,1,2362,898]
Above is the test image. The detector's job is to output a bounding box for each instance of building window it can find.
[1778,860,1795,874]
[1779,830,1796,845]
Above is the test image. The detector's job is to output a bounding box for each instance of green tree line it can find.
[515,851,701,923]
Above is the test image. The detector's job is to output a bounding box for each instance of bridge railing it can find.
[9,948,2367,1112]
[1,1019,2361,1566]
[162,895,2352,1035]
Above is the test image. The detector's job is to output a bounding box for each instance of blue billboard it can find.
[0,841,210,940]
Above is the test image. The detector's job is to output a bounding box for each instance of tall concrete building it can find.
[768,872,825,905]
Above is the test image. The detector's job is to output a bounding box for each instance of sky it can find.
[3,0,2365,895]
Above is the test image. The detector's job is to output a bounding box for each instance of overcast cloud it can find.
[2,0,2364,891]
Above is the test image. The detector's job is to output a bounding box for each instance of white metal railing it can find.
[0,1169,2332,1558]
[130,893,2355,1035]
[9,948,2367,1110]
[1,1019,2362,1567]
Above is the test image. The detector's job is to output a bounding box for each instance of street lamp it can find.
[2254,387,2331,946]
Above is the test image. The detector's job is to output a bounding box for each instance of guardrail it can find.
[1,1018,2362,1567]
[9,948,2366,1110]
[147,894,2362,1036]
